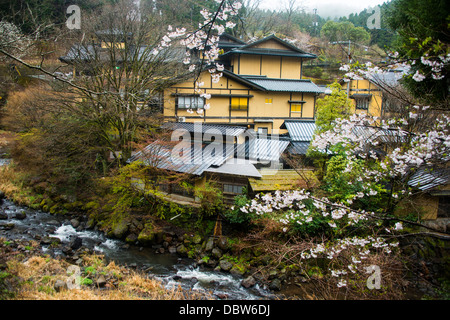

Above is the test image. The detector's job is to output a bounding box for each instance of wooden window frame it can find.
[177,96,205,109]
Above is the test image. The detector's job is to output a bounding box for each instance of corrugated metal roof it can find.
[161,122,247,137]
[128,140,234,176]
[243,77,323,93]
[236,138,290,162]
[351,126,412,144]
[282,120,317,142]
[409,168,450,191]
[288,141,311,155]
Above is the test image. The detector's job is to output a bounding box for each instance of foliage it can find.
[314,82,353,134]
[321,20,371,44]
[192,181,224,217]
[224,194,253,225]
[386,0,450,106]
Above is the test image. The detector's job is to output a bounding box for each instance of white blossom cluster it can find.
[240,189,372,232]
[0,21,32,60]
[301,236,399,287]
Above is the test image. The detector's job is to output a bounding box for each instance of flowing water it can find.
[0,197,274,300]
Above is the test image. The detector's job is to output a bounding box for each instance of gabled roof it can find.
[205,159,262,178]
[221,34,317,59]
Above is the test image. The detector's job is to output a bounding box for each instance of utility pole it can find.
[313,8,318,37]
[331,40,353,97]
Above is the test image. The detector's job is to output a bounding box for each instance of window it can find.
[223,184,244,194]
[257,127,268,135]
[231,97,248,110]
[291,104,302,113]
[177,96,204,109]
[351,94,371,110]
[265,98,273,104]
[355,98,370,110]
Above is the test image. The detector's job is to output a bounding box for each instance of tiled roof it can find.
[221,34,317,59]
[243,77,324,93]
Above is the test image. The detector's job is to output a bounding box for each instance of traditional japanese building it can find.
[163,34,324,134]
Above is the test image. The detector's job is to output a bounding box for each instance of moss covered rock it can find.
[137,222,157,246]
[112,219,129,239]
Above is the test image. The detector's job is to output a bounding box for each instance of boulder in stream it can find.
[0,211,8,220]
[14,210,27,220]
[69,236,83,250]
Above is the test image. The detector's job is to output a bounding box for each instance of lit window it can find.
[265,98,273,104]
[291,104,302,113]
[177,96,205,109]
[231,97,248,110]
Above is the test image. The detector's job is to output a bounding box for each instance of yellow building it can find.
[346,79,383,117]
[163,35,323,134]
[345,68,409,118]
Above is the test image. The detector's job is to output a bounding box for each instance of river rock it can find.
[96,275,107,288]
[47,219,60,226]
[205,237,215,251]
[54,280,67,292]
[113,220,129,239]
[168,246,177,254]
[125,233,138,244]
[0,222,14,230]
[211,247,223,259]
[14,210,26,220]
[216,236,230,251]
[241,276,256,288]
[269,278,282,291]
[0,211,8,220]
[70,218,80,228]
[192,234,202,244]
[40,236,61,245]
[219,259,233,272]
[86,218,96,229]
[176,244,188,256]
[230,265,246,277]
[69,236,83,250]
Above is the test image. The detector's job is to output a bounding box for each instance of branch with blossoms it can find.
[235,106,449,289]
[152,0,242,117]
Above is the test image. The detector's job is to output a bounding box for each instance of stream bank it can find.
[0,195,279,300]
